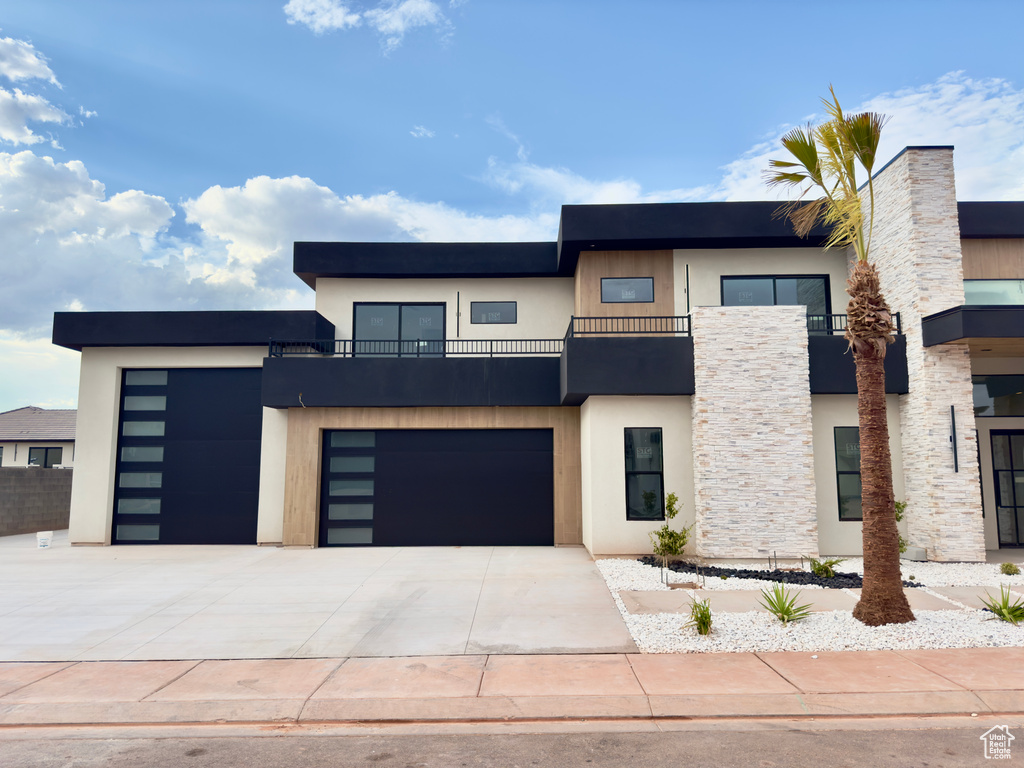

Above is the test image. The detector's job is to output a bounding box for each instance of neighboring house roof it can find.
[0,407,77,441]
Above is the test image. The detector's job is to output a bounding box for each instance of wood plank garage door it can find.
[112,368,263,544]
[319,429,554,546]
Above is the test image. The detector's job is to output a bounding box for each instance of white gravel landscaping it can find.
[596,557,1024,654]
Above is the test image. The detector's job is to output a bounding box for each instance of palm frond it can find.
[764,87,887,263]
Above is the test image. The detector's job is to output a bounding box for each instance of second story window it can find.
[601,277,654,303]
[353,303,445,357]
[721,276,830,315]
[470,302,517,324]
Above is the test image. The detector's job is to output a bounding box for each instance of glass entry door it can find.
[992,431,1024,546]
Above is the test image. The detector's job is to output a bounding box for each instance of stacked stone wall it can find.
[869,148,985,561]
[691,305,818,558]
[0,467,72,536]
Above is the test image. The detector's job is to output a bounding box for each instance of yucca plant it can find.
[759,583,813,626]
[981,586,1024,625]
[808,556,845,578]
[686,597,713,636]
[766,87,913,627]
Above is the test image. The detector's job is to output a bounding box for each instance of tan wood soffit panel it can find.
[574,250,674,318]
[282,407,582,548]
[962,239,1024,279]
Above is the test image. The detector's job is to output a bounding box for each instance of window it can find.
[28,447,63,468]
[0,446,3,466]
[974,375,1024,417]
[602,277,654,304]
[721,276,830,315]
[624,428,664,520]
[353,303,444,356]
[964,279,1024,306]
[834,427,862,521]
[470,301,517,324]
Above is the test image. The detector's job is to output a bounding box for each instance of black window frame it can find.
[352,302,446,357]
[469,301,518,325]
[834,426,862,521]
[601,277,655,304]
[720,274,832,315]
[624,427,665,521]
[27,446,63,468]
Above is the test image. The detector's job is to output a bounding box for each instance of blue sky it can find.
[1,0,1023,412]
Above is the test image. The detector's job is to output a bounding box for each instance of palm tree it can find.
[766,87,913,626]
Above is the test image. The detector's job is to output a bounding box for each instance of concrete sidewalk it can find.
[3,648,1024,726]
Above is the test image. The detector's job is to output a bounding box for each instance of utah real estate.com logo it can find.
[981,725,1014,760]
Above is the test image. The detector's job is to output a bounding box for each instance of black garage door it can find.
[112,368,263,544]
[319,429,554,546]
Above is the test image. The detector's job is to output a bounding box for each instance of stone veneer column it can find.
[869,147,985,562]
[691,305,819,558]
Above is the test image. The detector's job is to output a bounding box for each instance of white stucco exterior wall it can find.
[580,396,694,556]
[674,248,850,316]
[812,394,906,556]
[0,441,75,467]
[256,406,289,545]
[69,346,267,545]
[314,277,574,342]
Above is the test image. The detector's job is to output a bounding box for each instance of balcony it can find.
[261,312,909,409]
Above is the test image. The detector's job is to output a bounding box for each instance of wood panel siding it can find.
[962,239,1024,279]
[282,406,582,548]
[574,251,675,319]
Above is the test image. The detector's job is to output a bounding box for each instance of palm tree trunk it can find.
[847,261,914,626]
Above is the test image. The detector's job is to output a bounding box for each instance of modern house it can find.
[51,146,1024,561]
[0,407,76,468]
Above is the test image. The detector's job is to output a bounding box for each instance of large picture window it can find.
[470,301,517,324]
[602,277,654,304]
[353,303,445,357]
[973,375,1024,417]
[834,426,862,521]
[721,276,830,315]
[624,427,664,520]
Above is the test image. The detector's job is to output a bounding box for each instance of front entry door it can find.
[991,431,1024,547]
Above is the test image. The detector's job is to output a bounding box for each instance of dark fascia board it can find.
[958,202,1024,238]
[557,201,829,274]
[922,305,1024,346]
[293,241,561,287]
[52,310,335,351]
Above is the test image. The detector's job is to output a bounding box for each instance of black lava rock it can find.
[638,556,920,589]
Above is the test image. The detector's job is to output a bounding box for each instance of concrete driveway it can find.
[0,532,636,661]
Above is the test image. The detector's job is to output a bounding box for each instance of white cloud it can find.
[709,72,1024,202]
[0,332,80,410]
[365,0,449,52]
[283,0,452,51]
[410,124,434,138]
[0,87,69,146]
[283,0,362,33]
[0,35,59,84]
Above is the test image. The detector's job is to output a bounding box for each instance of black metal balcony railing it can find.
[566,315,691,337]
[806,313,902,335]
[268,338,565,358]
[267,312,887,357]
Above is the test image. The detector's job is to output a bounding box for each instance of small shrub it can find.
[1001,562,1021,576]
[981,586,1024,626]
[649,493,692,568]
[687,597,713,636]
[895,500,908,554]
[909,575,916,581]
[759,583,813,626]
[808,556,845,578]
[720,575,728,580]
